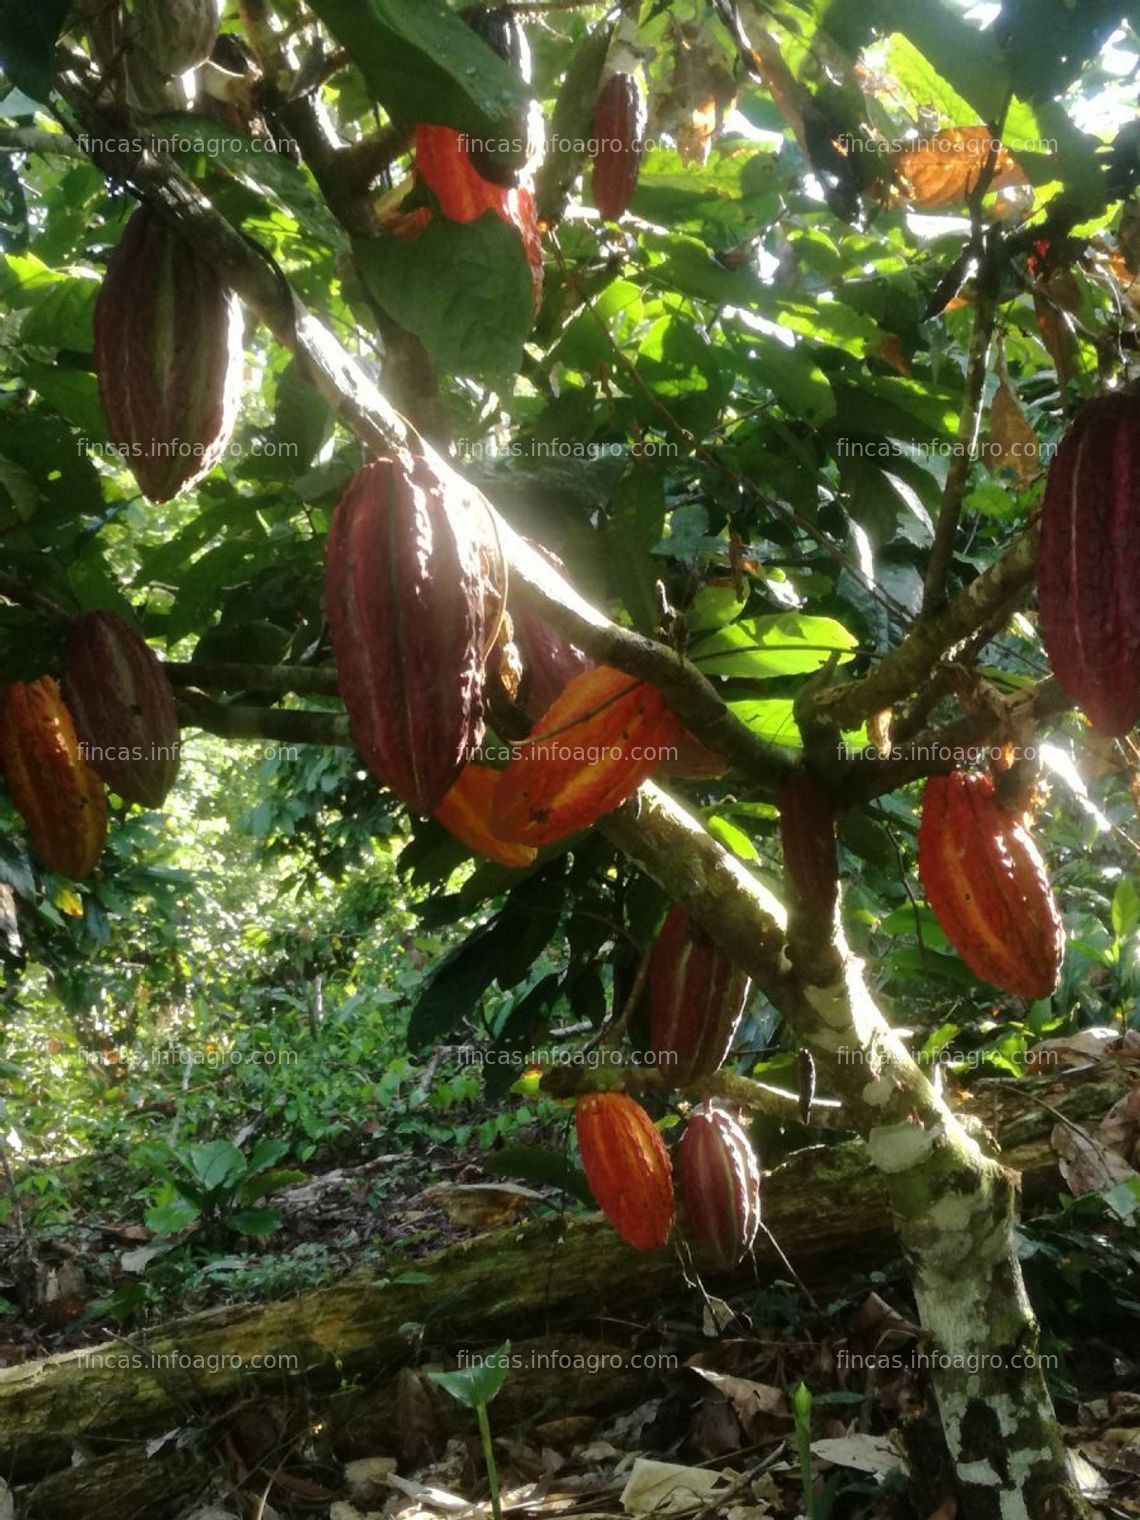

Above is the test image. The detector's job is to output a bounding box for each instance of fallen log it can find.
[2,1070,1126,1517]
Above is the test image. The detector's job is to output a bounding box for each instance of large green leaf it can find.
[691,613,859,678]
[308,0,530,146]
[0,0,69,102]
[355,216,535,382]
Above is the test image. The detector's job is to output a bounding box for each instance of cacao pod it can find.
[61,610,181,808]
[509,543,593,718]
[131,0,224,76]
[325,454,487,815]
[917,770,1064,999]
[460,5,532,82]
[591,72,646,220]
[648,906,750,1083]
[413,125,514,224]
[676,1104,762,1269]
[0,678,107,880]
[575,1090,674,1251]
[94,206,243,503]
[490,665,680,845]
[434,764,537,868]
[1038,389,1140,736]
[779,768,839,918]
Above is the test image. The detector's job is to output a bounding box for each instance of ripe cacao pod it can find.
[591,72,646,220]
[61,610,181,808]
[414,125,514,224]
[491,665,680,845]
[131,0,224,76]
[575,1090,674,1251]
[1038,389,1140,736]
[325,454,487,815]
[676,1105,762,1269]
[434,764,537,868]
[917,770,1064,999]
[779,768,839,917]
[648,906,750,1083]
[0,678,107,880]
[508,543,593,719]
[94,206,243,503]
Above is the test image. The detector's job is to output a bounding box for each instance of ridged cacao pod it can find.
[414,125,514,224]
[61,611,181,808]
[575,1091,674,1251]
[325,454,487,815]
[434,764,537,868]
[1038,390,1140,736]
[676,1105,762,1268]
[460,5,531,82]
[918,770,1064,999]
[131,0,224,76]
[648,906,750,1083]
[95,206,243,503]
[591,73,646,220]
[0,678,107,880]
[779,768,839,917]
[491,665,680,845]
[509,543,593,719]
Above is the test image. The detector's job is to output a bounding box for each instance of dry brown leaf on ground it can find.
[1051,1121,1138,1196]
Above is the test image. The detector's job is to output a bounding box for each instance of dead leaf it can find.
[1096,1087,1140,1171]
[688,1367,791,1440]
[1051,1122,1137,1196]
[986,379,1039,483]
[650,18,737,168]
[874,333,912,376]
[1034,296,1078,391]
[423,1182,542,1229]
[1025,1026,1124,1074]
[893,127,1028,209]
[812,1433,906,1479]
[620,1457,732,1515]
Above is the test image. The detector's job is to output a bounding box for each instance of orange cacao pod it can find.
[779,768,838,917]
[0,678,107,880]
[62,610,181,808]
[917,770,1064,999]
[413,125,514,223]
[1038,390,1140,735]
[676,1105,762,1268]
[325,454,487,815]
[648,906,750,1083]
[575,1090,674,1251]
[94,206,242,503]
[434,764,537,868]
[591,73,646,220]
[490,665,680,844]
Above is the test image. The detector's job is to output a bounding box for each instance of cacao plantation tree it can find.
[1,1,1139,1516]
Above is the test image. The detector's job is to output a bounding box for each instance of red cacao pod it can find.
[676,1104,762,1269]
[94,206,242,503]
[132,0,223,75]
[434,764,537,868]
[0,678,107,880]
[575,1090,674,1251]
[917,770,1064,999]
[414,125,514,223]
[325,454,487,815]
[779,768,839,917]
[1038,390,1140,736]
[61,610,181,808]
[591,73,646,220]
[491,665,680,845]
[648,906,750,1083]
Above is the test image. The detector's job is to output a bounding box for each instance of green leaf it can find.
[429,1342,511,1407]
[145,1199,200,1235]
[691,614,858,678]
[21,275,97,350]
[1111,877,1140,941]
[184,1140,246,1193]
[355,216,534,382]
[228,1207,284,1237]
[275,359,331,472]
[484,1146,594,1206]
[0,0,69,102]
[707,815,759,861]
[605,467,665,633]
[308,0,530,144]
[737,334,835,425]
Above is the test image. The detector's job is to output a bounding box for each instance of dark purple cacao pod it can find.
[62,610,181,808]
[591,72,646,220]
[508,542,593,719]
[779,768,839,917]
[649,906,750,1084]
[677,1104,762,1268]
[324,454,487,814]
[94,206,243,504]
[1038,389,1140,736]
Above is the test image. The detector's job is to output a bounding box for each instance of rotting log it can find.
[1,1069,1124,1513]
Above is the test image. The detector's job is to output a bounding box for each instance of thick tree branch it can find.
[166,662,341,698]
[175,692,349,747]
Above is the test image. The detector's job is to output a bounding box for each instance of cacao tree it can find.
[1,3,1139,1517]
